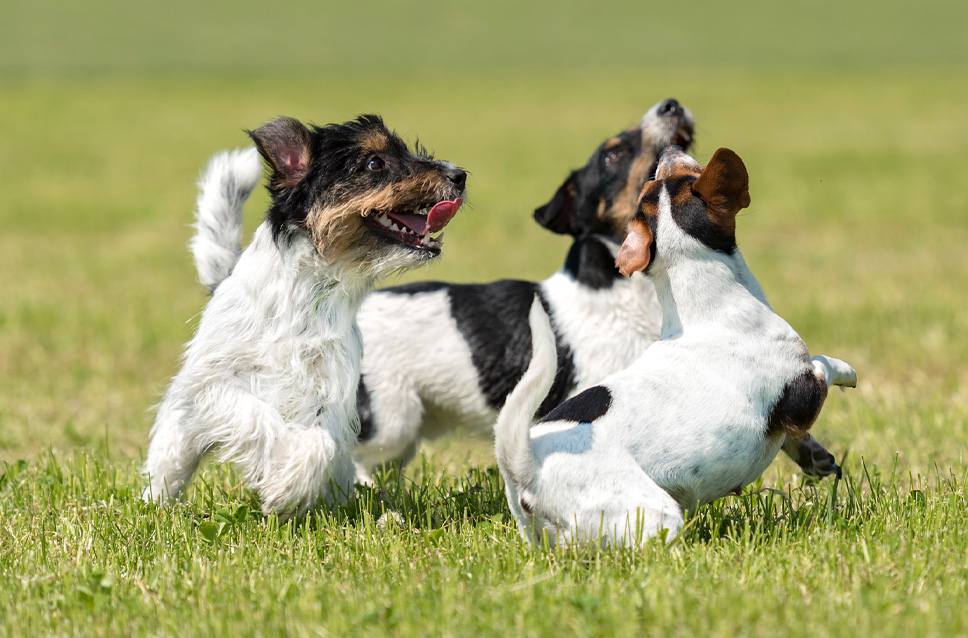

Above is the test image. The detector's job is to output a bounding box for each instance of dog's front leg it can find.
[780,355,856,479]
[780,434,841,479]
[811,355,857,389]
[192,383,353,519]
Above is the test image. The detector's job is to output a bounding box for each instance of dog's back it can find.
[495,146,855,548]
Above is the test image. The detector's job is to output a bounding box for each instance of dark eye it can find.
[367,156,386,171]
[604,150,625,167]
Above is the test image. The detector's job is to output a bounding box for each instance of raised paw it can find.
[811,355,857,389]
[782,434,841,479]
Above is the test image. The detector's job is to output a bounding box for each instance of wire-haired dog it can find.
[495,146,856,548]
[142,115,466,518]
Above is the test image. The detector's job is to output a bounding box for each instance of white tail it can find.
[190,147,262,293]
[494,297,559,491]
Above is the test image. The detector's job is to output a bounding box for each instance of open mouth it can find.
[672,122,694,150]
[365,197,462,254]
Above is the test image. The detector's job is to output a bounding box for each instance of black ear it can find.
[248,117,312,188]
[534,173,578,235]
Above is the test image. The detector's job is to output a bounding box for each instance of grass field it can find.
[2,0,968,635]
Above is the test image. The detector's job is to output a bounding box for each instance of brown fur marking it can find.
[361,131,389,154]
[691,148,750,238]
[304,167,456,264]
[609,154,657,234]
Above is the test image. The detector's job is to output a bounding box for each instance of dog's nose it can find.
[446,167,467,190]
[658,99,681,116]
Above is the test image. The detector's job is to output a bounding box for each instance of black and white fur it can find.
[190,101,840,484]
[494,146,856,548]
[142,115,466,518]
[353,99,696,478]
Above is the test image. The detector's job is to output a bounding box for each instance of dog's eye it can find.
[604,150,625,167]
[366,156,386,171]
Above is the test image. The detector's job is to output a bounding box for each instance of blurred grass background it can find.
[1,0,966,478]
[2,2,968,636]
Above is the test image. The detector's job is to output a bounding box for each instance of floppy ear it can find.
[248,117,312,188]
[533,173,578,235]
[691,148,750,235]
[616,217,653,276]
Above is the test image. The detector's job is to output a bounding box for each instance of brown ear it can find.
[616,217,653,276]
[691,148,750,235]
[248,117,312,188]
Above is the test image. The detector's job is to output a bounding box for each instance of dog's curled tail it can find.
[494,296,558,492]
[190,147,262,293]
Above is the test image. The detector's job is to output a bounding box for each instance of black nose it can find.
[658,99,681,116]
[447,167,467,190]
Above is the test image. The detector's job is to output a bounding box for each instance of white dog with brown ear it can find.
[495,146,856,549]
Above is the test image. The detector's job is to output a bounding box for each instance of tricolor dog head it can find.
[249,115,466,275]
[616,146,750,276]
[533,99,695,243]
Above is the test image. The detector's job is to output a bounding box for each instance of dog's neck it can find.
[242,223,374,329]
[651,249,770,339]
[561,235,627,290]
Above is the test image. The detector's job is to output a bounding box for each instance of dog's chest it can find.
[192,254,366,424]
[541,272,661,394]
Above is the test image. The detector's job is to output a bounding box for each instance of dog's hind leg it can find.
[353,375,425,480]
[589,483,683,549]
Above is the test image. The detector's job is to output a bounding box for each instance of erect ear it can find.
[616,216,653,276]
[248,117,312,188]
[691,148,750,234]
[533,172,578,235]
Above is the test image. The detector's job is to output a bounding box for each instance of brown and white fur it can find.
[495,146,856,548]
[142,115,466,518]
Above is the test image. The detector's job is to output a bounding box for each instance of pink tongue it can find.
[426,198,462,234]
[386,198,463,236]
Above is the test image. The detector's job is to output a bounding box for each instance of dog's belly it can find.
[593,361,791,511]
[651,434,784,509]
[356,288,493,445]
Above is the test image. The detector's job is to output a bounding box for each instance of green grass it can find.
[2,0,968,635]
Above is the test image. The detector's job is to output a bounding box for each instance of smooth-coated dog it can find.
[352,99,695,478]
[495,146,856,548]
[142,115,466,518]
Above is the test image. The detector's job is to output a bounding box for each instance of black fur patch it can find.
[379,280,450,295]
[667,176,737,255]
[445,281,576,416]
[538,385,612,424]
[767,370,828,437]
[533,127,643,241]
[562,237,622,290]
[357,375,375,441]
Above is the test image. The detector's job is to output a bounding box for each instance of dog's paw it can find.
[811,355,857,389]
[795,436,842,479]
